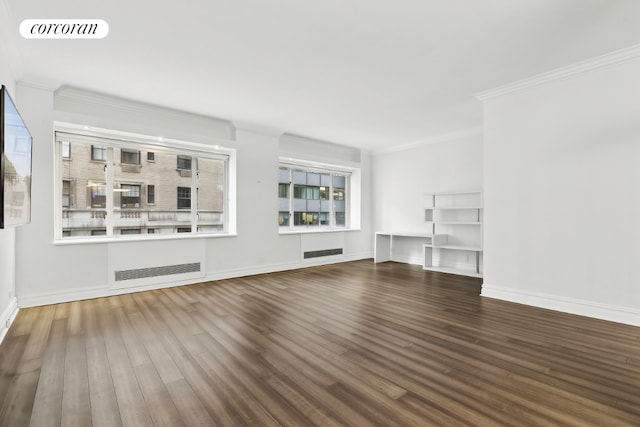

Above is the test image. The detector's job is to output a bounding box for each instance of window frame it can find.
[54,123,236,243]
[278,159,357,232]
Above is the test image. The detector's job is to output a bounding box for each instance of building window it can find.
[120,228,141,235]
[91,145,107,161]
[121,149,141,165]
[177,155,192,170]
[278,183,289,198]
[62,141,71,159]
[177,186,191,209]
[55,129,232,240]
[88,181,106,208]
[120,184,141,208]
[278,162,352,230]
[147,152,155,161]
[62,180,71,208]
[147,184,155,204]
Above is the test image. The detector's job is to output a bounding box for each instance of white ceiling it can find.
[4,0,640,151]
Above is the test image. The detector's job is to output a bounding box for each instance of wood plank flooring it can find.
[0,260,639,426]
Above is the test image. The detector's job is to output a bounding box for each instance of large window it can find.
[56,128,230,240]
[278,162,351,230]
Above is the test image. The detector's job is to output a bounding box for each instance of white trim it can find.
[481,284,640,327]
[475,43,640,101]
[17,254,373,308]
[54,86,234,130]
[0,297,19,344]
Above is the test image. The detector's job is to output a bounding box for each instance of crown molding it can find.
[475,43,640,102]
[374,126,483,156]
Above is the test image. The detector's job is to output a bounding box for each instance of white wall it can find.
[14,85,373,306]
[481,55,640,326]
[371,134,483,266]
[372,134,483,233]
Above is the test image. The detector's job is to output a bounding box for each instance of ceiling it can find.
[4,0,640,151]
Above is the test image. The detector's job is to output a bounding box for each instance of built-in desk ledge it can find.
[53,232,238,245]
[279,228,360,235]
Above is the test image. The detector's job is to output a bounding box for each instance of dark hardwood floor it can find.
[0,260,638,426]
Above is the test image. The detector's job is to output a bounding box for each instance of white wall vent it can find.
[115,262,201,282]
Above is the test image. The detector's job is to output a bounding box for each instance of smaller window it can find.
[147,152,155,161]
[278,183,289,198]
[91,229,107,236]
[279,212,290,226]
[177,227,191,233]
[62,141,71,158]
[121,229,142,235]
[62,180,71,208]
[121,149,141,165]
[147,184,155,204]
[177,155,192,170]
[120,184,141,208]
[147,229,156,234]
[177,186,191,209]
[91,145,107,161]
[88,181,106,208]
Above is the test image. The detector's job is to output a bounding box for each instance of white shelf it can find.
[422,191,483,278]
[425,244,482,252]
[433,221,481,225]
[424,205,482,210]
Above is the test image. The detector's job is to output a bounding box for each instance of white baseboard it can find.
[18,252,373,308]
[481,284,640,327]
[0,297,19,344]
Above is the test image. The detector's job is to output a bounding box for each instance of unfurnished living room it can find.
[0,1,639,426]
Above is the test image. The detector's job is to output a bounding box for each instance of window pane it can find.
[279,164,350,229]
[120,184,140,208]
[278,211,289,226]
[278,183,289,198]
[57,131,229,239]
[62,180,71,208]
[196,157,225,233]
[62,141,70,158]
[147,184,155,204]
[91,145,106,161]
[177,186,191,209]
[121,149,140,165]
[177,155,191,170]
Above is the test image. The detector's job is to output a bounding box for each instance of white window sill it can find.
[53,232,237,246]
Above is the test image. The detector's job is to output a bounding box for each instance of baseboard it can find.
[18,252,373,308]
[481,284,640,327]
[0,297,19,344]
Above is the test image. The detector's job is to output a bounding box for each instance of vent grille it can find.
[303,248,343,259]
[115,262,201,282]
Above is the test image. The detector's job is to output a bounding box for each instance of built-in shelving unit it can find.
[423,191,483,277]
[374,191,483,278]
